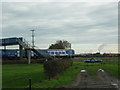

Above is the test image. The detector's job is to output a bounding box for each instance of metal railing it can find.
[23,38,32,48]
[17,38,32,49]
[17,38,51,58]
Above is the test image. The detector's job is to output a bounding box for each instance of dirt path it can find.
[61,69,119,89]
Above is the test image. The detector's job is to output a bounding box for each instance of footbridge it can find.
[0,37,51,63]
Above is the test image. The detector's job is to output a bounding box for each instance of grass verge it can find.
[102,60,119,79]
[32,61,84,88]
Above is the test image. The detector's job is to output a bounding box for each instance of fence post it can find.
[29,78,31,90]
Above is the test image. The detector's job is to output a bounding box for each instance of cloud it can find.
[1,2,118,53]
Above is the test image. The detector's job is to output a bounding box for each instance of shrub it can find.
[44,59,73,79]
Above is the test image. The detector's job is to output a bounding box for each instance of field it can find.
[2,57,119,88]
[2,64,46,88]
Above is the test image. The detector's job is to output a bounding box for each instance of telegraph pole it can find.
[30,30,35,49]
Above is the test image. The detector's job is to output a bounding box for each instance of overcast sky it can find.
[1,2,118,54]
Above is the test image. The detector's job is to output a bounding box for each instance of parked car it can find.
[84,58,103,63]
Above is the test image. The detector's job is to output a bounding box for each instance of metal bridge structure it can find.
[0,37,51,64]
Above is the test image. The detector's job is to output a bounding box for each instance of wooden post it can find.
[29,78,31,90]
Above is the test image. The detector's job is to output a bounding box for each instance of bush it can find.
[44,59,73,79]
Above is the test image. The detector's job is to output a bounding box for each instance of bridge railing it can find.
[17,38,32,49]
[22,38,32,48]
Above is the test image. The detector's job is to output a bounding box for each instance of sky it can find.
[1,1,118,54]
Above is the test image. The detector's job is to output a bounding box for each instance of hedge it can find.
[2,59,46,64]
[44,59,73,79]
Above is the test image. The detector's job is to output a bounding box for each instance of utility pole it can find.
[30,30,35,49]
[28,30,35,64]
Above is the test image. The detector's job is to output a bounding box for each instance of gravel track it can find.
[61,69,119,89]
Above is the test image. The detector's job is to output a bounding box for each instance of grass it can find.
[2,57,119,88]
[82,57,119,79]
[32,61,85,88]
[2,61,85,88]
[2,64,46,88]
[85,64,100,77]
[32,58,119,88]
[102,60,119,78]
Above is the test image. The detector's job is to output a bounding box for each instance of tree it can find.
[49,40,71,49]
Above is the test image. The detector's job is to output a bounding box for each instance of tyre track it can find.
[61,69,119,89]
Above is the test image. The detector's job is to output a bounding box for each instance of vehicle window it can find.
[62,52,65,54]
[55,52,59,54]
[51,52,54,54]
[59,52,62,54]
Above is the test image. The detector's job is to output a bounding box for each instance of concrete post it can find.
[4,46,6,57]
[19,45,23,60]
[4,46,6,50]
[27,49,31,64]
